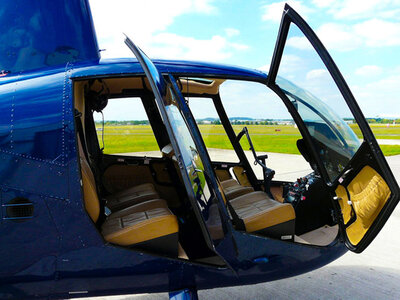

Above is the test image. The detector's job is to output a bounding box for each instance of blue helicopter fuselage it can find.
[0,58,347,299]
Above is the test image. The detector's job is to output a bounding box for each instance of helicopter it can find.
[0,0,399,299]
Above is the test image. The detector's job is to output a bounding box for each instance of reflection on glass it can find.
[165,96,211,210]
[276,23,362,182]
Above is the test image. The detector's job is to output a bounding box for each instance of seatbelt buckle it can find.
[104,206,112,217]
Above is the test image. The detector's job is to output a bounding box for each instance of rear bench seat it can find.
[78,137,179,255]
[105,183,160,212]
[102,199,178,254]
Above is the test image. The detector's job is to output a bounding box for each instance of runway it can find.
[86,154,400,300]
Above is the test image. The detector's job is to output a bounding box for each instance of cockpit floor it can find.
[295,224,338,246]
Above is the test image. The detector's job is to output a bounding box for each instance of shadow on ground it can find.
[100,265,399,300]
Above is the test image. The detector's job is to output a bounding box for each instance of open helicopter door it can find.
[124,37,238,271]
[267,4,399,253]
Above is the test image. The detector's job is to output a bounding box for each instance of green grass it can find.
[350,124,400,140]
[97,124,400,156]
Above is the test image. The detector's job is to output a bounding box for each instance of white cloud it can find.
[326,0,400,20]
[286,23,362,52]
[90,0,216,42]
[149,33,248,61]
[352,73,400,117]
[286,19,400,52]
[89,0,248,61]
[224,28,240,37]
[355,65,383,77]
[353,19,400,47]
[312,0,335,8]
[286,36,314,51]
[306,69,329,80]
[316,23,362,51]
[257,54,307,81]
[261,0,313,23]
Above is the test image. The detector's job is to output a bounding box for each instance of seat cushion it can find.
[230,191,295,233]
[105,183,160,211]
[221,179,254,200]
[102,199,178,246]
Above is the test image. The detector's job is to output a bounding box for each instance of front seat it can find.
[217,179,295,239]
[229,191,295,239]
[220,178,254,200]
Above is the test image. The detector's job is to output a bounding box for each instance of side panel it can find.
[0,72,70,198]
[0,71,75,282]
[0,191,59,282]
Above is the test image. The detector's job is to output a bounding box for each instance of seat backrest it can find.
[78,135,100,222]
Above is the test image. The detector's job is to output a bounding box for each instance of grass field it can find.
[97,124,400,156]
[350,124,400,140]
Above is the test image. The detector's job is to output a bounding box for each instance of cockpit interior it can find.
[73,75,341,266]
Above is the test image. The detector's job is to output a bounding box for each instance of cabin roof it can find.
[71,58,268,81]
[0,58,268,85]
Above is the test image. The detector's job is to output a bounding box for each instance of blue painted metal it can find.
[0,56,348,299]
[169,288,199,300]
[70,58,268,81]
[0,2,351,297]
[0,0,99,75]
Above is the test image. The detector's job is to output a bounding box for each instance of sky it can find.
[89,0,400,119]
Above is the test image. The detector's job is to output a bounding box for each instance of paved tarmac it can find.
[87,154,400,300]
[377,139,400,145]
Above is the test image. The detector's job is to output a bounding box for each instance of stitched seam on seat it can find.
[104,215,177,239]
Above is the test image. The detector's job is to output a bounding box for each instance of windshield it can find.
[277,76,361,181]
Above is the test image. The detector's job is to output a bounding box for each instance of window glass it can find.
[276,23,362,181]
[93,97,160,157]
[188,97,239,163]
[165,99,212,208]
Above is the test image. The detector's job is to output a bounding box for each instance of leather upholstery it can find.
[336,165,391,245]
[102,200,178,246]
[221,178,254,200]
[77,135,178,247]
[78,138,100,222]
[230,191,295,233]
[105,183,160,211]
[232,166,252,187]
[215,169,231,182]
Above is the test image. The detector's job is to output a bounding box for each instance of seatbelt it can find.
[226,200,246,231]
[75,109,107,224]
[74,109,89,162]
[216,178,246,231]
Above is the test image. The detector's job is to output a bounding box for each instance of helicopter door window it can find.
[275,24,363,182]
[93,97,160,157]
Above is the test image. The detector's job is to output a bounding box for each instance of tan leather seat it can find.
[221,178,254,200]
[78,136,179,252]
[229,191,295,238]
[105,183,160,212]
[102,199,178,247]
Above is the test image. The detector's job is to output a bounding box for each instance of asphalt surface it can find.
[86,153,400,300]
